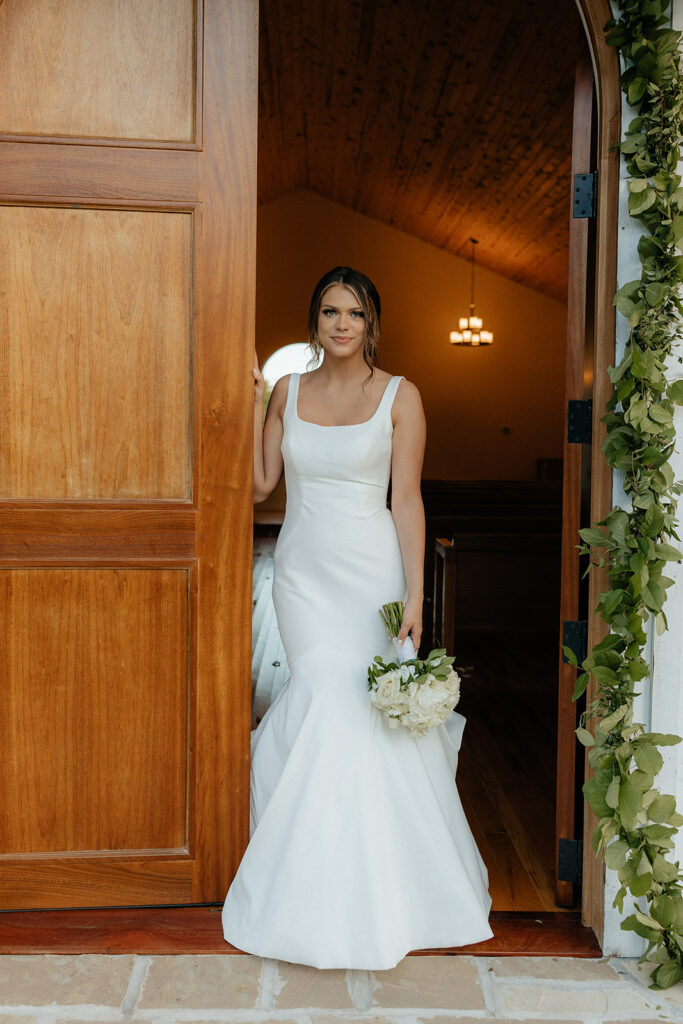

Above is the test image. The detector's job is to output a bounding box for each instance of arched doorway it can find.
[251,0,622,950]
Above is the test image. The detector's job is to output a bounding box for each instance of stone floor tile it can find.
[313,1017,396,1024]
[138,954,262,1009]
[497,982,668,1016]
[420,1019,583,1024]
[270,962,354,1009]
[487,954,620,981]
[0,1017,39,1024]
[618,957,683,1007]
[370,956,484,1010]
[0,954,135,1007]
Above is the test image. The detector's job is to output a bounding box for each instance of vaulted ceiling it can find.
[258,0,582,301]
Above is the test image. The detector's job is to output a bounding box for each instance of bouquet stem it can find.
[380,600,417,663]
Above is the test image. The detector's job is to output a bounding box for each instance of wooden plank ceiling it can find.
[258,0,581,301]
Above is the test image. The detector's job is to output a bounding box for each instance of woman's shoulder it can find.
[391,375,424,424]
[391,374,421,399]
[272,372,294,391]
[269,372,295,418]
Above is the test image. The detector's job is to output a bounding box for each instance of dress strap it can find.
[284,372,301,421]
[380,375,405,420]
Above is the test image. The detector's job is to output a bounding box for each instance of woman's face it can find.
[316,284,367,359]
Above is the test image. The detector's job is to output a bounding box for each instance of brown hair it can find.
[306,266,381,381]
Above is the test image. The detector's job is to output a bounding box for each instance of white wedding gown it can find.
[221,371,494,969]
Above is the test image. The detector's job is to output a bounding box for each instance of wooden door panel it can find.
[0,0,256,909]
[0,0,197,144]
[0,148,199,201]
[0,859,194,911]
[0,205,193,500]
[0,568,189,855]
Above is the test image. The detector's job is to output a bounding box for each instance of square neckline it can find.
[292,372,400,428]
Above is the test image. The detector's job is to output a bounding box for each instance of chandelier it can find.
[449,237,493,346]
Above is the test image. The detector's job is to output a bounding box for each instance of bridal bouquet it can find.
[367,601,461,738]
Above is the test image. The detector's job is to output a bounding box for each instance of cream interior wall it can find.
[255,190,567,513]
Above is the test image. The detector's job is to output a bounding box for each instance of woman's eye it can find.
[321,308,364,318]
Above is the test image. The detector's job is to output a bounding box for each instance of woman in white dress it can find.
[221,266,494,969]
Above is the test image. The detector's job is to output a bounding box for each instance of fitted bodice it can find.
[280,371,404,517]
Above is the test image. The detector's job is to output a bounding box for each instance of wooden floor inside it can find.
[252,535,576,915]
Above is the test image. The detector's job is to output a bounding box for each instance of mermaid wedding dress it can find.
[221,371,494,969]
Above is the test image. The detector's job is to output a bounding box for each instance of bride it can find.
[221,266,494,970]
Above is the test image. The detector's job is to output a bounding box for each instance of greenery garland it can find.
[562,0,683,989]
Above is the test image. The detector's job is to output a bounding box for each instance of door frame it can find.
[570,0,621,947]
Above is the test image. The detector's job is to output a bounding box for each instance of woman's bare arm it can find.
[253,363,288,503]
[389,379,427,650]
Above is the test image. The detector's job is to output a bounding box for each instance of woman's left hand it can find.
[397,595,423,652]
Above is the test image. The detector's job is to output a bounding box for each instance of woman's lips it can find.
[332,336,351,343]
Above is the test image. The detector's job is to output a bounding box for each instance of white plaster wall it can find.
[601,0,683,957]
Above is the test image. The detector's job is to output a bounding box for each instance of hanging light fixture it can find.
[449,237,493,346]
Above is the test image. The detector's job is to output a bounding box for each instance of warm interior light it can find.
[448,238,494,348]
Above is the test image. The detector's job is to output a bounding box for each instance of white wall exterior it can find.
[600,0,683,957]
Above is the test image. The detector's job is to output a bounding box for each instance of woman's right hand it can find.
[252,349,265,405]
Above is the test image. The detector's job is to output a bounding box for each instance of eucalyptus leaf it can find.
[649,794,677,822]
[629,187,657,214]
[634,744,664,775]
[630,871,655,897]
[618,778,642,822]
[606,838,631,869]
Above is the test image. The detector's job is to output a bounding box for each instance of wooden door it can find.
[555,34,597,908]
[0,0,256,909]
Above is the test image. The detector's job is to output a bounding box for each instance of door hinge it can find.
[573,171,597,218]
[558,837,583,884]
[567,399,593,443]
[563,620,588,665]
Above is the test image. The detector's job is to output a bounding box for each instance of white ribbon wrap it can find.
[392,634,417,664]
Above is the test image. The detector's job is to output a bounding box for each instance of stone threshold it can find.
[0,952,677,1020]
